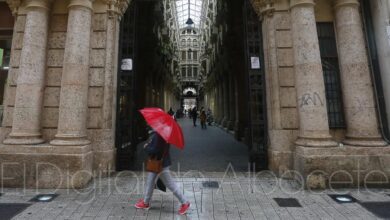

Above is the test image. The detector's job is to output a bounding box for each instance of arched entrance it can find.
[115,0,268,171]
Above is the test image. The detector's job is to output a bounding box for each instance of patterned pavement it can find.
[1,172,390,219]
[1,118,390,219]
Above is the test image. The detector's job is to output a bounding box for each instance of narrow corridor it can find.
[135,118,249,172]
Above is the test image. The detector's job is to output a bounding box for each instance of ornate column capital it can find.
[68,0,94,10]
[103,0,131,19]
[333,0,359,9]
[250,0,275,20]
[290,0,315,9]
[6,0,21,15]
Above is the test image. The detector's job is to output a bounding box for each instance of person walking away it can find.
[135,131,190,215]
[168,107,174,117]
[200,110,207,129]
[192,107,198,127]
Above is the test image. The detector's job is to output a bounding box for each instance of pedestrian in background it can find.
[200,109,207,129]
[168,107,174,116]
[192,107,198,127]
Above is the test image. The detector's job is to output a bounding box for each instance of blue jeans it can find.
[144,167,188,204]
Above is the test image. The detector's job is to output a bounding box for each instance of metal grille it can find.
[116,4,137,171]
[317,22,345,128]
[244,0,267,169]
[273,198,302,207]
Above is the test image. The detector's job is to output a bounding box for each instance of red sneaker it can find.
[178,202,190,215]
[134,199,150,210]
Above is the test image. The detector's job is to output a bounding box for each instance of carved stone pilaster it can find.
[6,0,21,15]
[250,0,275,19]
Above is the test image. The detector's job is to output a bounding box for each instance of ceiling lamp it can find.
[186,18,194,25]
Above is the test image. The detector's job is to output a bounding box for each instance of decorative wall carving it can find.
[250,0,275,19]
[103,0,131,18]
[6,0,21,15]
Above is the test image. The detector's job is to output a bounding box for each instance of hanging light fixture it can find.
[185,0,194,26]
[186,18,194,25]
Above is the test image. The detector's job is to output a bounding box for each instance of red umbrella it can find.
[139,108,185,149]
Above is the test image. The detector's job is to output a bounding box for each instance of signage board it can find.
[250,56,260,69]
[121,58,133,71]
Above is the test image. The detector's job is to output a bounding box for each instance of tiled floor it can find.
[1,120,389,219]
[1,172,390,219]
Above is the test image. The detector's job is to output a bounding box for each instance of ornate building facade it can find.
[0,0,389,189]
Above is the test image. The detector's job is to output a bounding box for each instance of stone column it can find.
[222,77,229,127]
[334,0,387,146]
[50,0,93,146]
[4,0,51,145]
[218,79,223,124]
[370,0,390,137]
[290,0,337,147]
[228,74,236,130]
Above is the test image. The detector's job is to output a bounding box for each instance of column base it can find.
[294,145,390,189]
[295,136,337,147]
[0,143,92,188]
[226,120,234,130]
[214,117,221,124]
[3,133,45,145]
[343,136,388,147]
[221,117,227,127]
[51,135,91,146]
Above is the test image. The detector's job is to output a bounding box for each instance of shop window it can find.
[317,22,345,128]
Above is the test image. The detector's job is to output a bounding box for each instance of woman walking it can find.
[135,108,190,215]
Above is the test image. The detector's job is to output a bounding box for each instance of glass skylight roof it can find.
[175,0,203,29]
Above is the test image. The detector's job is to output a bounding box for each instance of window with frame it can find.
[193,67,198,78]
[187,66,192,77]
[317,22,345,128]
[181,51,186,60]
[181,67,186,77]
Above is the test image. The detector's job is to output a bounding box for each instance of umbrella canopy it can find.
[139,108,185,149]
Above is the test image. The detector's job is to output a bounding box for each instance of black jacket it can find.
[145,132,171,168]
